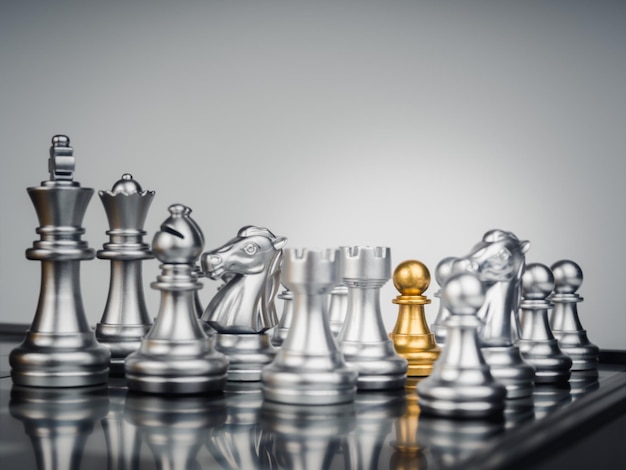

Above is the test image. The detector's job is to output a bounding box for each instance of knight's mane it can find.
[238,225,277,240]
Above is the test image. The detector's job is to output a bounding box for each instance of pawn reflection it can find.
[389,380,428,470]
[124,392,227,470]
[260,400,355,470]
[100,387,142,470]
[9,385,109,470]
[417,414,504,469]
[569,369,600,400]
[532,383,572,420]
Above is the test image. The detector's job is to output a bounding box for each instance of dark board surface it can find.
[0,332,624,470]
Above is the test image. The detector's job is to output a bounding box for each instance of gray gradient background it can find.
[1,1,624,349]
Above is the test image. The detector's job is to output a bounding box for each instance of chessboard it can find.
[1,135,625,469]
[0,328,624,470]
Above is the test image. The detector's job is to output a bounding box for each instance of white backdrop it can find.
[1,0,624,349]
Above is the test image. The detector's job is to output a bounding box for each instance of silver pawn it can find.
[431,256,457,345]
[96,174,155,375]
[261,248,358,405]
[328,284,349,337]
[10,135,111,387]
[336,246,408,390]
[518,263,572,383]
[270,286,293,347]
[417,272,507,418]
[550,260,599,371]
[125,204,229,394]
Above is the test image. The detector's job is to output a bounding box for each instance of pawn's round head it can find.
[435,256,458,287]
[551,259,583,294]
[110,173,143,194]
[152,204,204,264]
[442,272,485,315]
[522,263,555,300]
[393,260,430,296]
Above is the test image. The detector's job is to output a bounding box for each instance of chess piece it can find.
[518,263,572,383]
[125,393,227,470]
[270,286,293,347]
[328,284,349,336]
[389,260,441,377]
[550,260,599,371]
[125,204,229,394]
[10,135,111,387]
[261,248,358,405]
[10,384,109,470]
[193,264,206,317]
[95,174,155,375]
[337,246,408,390]
[417,272,507,418]
[431,257,457,345]
[201,226,287,381]
[453,229,535,398]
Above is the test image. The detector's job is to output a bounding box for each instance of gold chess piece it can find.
[389,260,441,377]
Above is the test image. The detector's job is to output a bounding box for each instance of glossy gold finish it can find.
[389,382,427,469]
[389,260,441,377]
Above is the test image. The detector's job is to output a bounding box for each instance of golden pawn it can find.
[389,260,441,377]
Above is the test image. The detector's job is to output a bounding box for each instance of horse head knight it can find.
[201,226,287,334]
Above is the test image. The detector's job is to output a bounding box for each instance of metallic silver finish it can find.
[417,414,505,468]
[212,333,276,381]
[125,204,229,394]
[518,263,572,383]
[205,382,275,470]
[336,246,408,390]
[100,388,142,470]
[328,284,349,336]
[431,256,457,345]
[550,260,599,371]
[532,383,572,420]
[9,384,109,470]
[342,391,406,470]
[259,400,355,469]
[453,229,535,398]
[261,248,358,405]
[417,272,507,418]
[96,174,155,375]
[569,369,599,400]
[503,396,535,429]
[270,286,293,347]
[201,226,287,381]
[10,135,111,387]
[124,393,227,470]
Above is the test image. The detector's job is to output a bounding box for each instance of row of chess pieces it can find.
[9,135,598,420]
